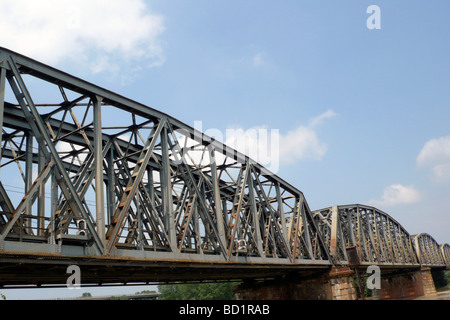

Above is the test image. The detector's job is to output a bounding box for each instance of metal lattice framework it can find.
[0,47,330,268]
[0,48,448,286]
[412,233,446,267]
[312,205,420,267]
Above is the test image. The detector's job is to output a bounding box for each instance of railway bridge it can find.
[0,48,448,299]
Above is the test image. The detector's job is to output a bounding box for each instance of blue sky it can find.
[1,0,449,299]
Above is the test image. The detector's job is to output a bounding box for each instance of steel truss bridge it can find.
[0,47,448,288]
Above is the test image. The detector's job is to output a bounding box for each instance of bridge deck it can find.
[0,243,331,287]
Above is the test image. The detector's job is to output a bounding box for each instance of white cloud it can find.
[224,126,280,172]
[309,109,338,128]
[0,0,165,78]
[369,184,420,207]
[231,50,271,70]
[432,163,450,180]
[224,110,336,168]
[196,110,336,173]
[252,52,266,68]
[417,135,450,180]
[279,109,337,163]
[173,126,280,172]
[174,110,335,174]
[277,125,327,163]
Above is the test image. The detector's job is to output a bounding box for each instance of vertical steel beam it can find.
[396,227,407,264]
[247,169,263,256]
[363,210,377,263]
[193,201,202,253]
[373,211,385,262]
[381,215,392,262]
[330,205,339,259]
[37,148,46,235]
[299,196,313,259]
[208,146,227,250]
[25,132,33,233]
[386,219,396,263]
[147,169,155,207]
[275,182,288,244]
[227,165,249,259]
[424,236,430,264]
[136,191,143,250]
[337,209,348,261]
[356,206,366,260]
[93,96,105,244]
[0,67,5,171]
[288,197,298,258]
[160,124,176,251]
[106,147,115,225]
[49,167,58,244]
[348,209,356,247]
[414,236,421,264]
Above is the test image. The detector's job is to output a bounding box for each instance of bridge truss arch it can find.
[312,204,419,267]
[412,233,446,267]
[0,47,331,281]
[441,243,450,267]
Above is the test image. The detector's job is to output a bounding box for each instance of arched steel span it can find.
[312,204,420,267]
[412,233,446,267]
[0,46,331,280]
[441,243,450,266]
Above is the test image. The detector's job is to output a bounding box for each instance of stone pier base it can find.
[374,267,437,300]
[421,268,437,296]
[328,267,358,300]
[234,267,358,300]
[233,275,331,300]
[233,267,438,300]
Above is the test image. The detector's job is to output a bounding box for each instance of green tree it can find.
[136,290,157,294]
[158,282,237,300]
[432,269,450,290]
[0,293,5,300]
